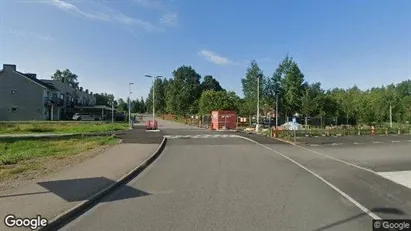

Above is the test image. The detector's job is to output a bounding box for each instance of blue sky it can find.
[1,0,410,100]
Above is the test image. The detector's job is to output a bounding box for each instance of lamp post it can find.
[128,83,134,128]
[111,99,114,124]
[144,75,162,124]
[275,90,279,128]
[256,75,260,132]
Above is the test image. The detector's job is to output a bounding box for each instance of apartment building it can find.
[0,64,96,121]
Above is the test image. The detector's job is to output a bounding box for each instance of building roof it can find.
[15,71,58,91]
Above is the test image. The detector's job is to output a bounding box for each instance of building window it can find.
[10,106,18,112]
[11,89,17,95]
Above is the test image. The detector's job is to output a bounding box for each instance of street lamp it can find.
[256,75,260,132]
[275,90,279,128]
[128,83,134,128]
[144,75,162,124]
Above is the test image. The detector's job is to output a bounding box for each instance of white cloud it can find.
[46,0,111,21]
[134,0,179,27]
[38,0,161,32]
[3,28,55,41]
[114,13,163,32]
[133,0,167,11]
[198,50,234,66]
[159,13,178,26]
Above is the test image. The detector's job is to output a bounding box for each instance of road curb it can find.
[39,136,168,231]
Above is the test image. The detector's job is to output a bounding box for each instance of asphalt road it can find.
[61,136,376,231]
[58,120,411,230]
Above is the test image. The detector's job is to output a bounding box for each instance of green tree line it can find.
[144,56,411,127]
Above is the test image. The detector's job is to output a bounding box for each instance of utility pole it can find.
[144,75,163,125]
[128,83,134,128]
[256,75,260,132]
[390,102,393,128]
[111,100,114,124]
[275,91,279,128]
[152,77,155,123]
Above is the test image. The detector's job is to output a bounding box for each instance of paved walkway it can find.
[0,135,162,230]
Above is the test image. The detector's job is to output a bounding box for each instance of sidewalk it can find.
[0,142,162,230]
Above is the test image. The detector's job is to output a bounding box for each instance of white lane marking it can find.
[353,142,362,145]
[377,171,411,190]
[331,143,343,146]
[391,141,400,143]
[310,144,319,147]
[408,140,411,142]
[239,136,381,220]
[373,141,383,144]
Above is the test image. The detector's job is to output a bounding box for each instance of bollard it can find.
[358,130,361,136]
[385,128,388,135]
[398,129,401,135]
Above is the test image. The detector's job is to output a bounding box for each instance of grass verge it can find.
[0,136,117,182]
[0,122,128,134]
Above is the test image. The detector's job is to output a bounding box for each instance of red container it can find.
[153,120,158,130]
[211,110,237,130]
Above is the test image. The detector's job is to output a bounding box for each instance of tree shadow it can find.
[312,207,406,231]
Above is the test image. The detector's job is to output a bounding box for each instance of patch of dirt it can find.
[0,140,122,192]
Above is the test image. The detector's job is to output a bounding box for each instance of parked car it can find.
[72,113,101,121]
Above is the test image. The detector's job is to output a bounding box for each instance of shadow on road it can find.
[312,207,406,231]
[37,177,150,203]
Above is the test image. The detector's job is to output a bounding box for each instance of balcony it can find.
[44,97,63,107]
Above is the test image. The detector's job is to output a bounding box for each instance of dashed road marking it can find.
[331,143,343,146]
[373,141,383,144]
[391,141,400,143]
[353,142,362,145]
[310,144,319,147]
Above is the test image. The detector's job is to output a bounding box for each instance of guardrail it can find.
[260,127,411,139]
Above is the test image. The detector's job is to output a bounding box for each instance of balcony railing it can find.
[44,97,63,106]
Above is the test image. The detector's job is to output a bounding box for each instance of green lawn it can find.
[0,136,118,181]
[0,122,128,134]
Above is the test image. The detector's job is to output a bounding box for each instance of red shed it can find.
[211,110,237,130]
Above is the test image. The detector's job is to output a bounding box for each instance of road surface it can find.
[59,120,411,230]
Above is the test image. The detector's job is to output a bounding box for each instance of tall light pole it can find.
[390,102,393,128]
[128,83,134,128]
[144,75,162,123]
[111,99,114,124]
[275,90,279,128]
[256,75,260,132]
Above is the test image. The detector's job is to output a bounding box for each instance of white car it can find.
[72,113,101,121]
